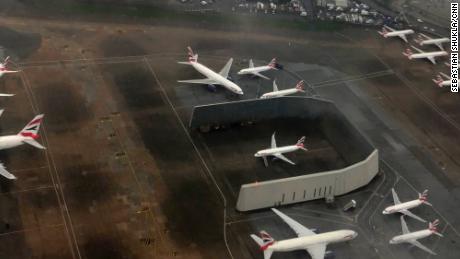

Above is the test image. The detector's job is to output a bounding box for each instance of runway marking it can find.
[143,57,235,259]
[354,167,388,222]
[19,71,81,259]
[0,223,64,237]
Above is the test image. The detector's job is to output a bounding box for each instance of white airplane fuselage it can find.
[261,88,301,99]
[267,230,357,253]
[385,30,414,38]
[390,229,433,244]
[409,51,448,60]
[0,135,29,150]
[190,61,243,95]
[420,38,450,46]
[238,65,272,75]
[383,200,422,214]
[438,80,451,87]
[255,145,299,157]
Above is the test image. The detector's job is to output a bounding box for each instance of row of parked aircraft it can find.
[176,45,444,258]
[378,25,452,88]
[0,56,46,180]
[251,188,441,259]
[177,47,306,98]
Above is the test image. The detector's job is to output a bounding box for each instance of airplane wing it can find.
[384,25,395,31]
[427,56,437,65]
[440,72,450,79]
[411,45,424,53]
[272,208,328,259]
[178,78,218,85]
[391,188,401,205]
[271,208,317,237]
[271,133,277,148]
[418,33,431,40]
[305,244,327,259]
[400,209,426,223]
[249,59,254,68]
[272,80,279,92]
[219,58,233,79]
[274,153,296,165]
[23,139,46,149]
[409,240,436,255]
[435,42,445,51]
[400,216,410,234]
[252,72,270,80]
[0,163,16,180]
[400,34,409,43]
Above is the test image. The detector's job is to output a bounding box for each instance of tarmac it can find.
[0,9,458,259]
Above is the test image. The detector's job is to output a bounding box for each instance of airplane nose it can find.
[353,232,358,238]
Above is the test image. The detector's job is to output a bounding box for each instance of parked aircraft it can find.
[432,72,451,88]
[390,216,442,255]
[0,114,45,180]
[378,25,414,42]
[237,58,277,80]
[415,33,450,51]
[383,188,431,223]
[0,56,19,79]
[250,208,358,259]
[177,47,243,95]
[0,56,18,97]
[254,132,307,167]
[402,46,448,64]
[260,80,305,99]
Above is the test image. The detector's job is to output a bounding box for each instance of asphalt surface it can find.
[0,9,458,259]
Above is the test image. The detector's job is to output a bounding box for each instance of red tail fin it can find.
[296,136,306,148]
[402,48,413,58]
[295,80,305,92]
[19,114,44,139]
[259,231,275,250]
[268,58,277,68]
[429,219,439,230]
[187,46,197,62]
[378,27,388,37]
[418,189,428,201]
[432,75,444,87]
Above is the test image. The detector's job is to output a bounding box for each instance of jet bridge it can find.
[190,97,378,211]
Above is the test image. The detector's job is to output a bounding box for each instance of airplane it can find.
[254,132,307,167]
[260,80,305,99]
[378,25,415,42]
[389,216,442,255]
[383,188,432,223]
[0,56,18,97]
[432,72,451,88]
[402,45,448,64]
[177,47,243,95]
[237,58,277,80]
[250,208,358,259]
[0,114,45,180]
[0,56,19,79]
[415,33,450,51]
